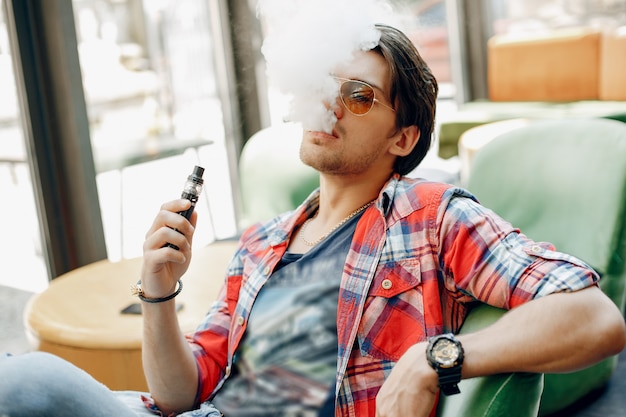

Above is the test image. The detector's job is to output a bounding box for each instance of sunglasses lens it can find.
[340,81,375,115]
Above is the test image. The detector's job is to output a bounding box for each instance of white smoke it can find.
[257,0,401,133]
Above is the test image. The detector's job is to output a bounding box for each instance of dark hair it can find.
[372,24,438,175]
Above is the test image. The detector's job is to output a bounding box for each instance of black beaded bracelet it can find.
[132,279,183,303]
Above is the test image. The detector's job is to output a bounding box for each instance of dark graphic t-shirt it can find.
[211,213,363,416]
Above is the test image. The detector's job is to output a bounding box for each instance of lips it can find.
[306,129,338,140]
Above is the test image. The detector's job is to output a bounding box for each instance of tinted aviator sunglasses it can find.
[334,76,396,116]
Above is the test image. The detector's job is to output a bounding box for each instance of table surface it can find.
[25,240,238,349]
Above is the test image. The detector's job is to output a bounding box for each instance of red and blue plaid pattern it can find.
[186,175,598,416]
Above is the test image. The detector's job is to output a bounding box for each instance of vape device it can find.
[166,165,205,249]
[178,165,205,220]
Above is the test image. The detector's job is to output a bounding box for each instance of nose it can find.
[325,97,344,119]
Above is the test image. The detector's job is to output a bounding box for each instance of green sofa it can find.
[466,118,626,415]
[437,100,626,160]
[437,305,543,417]
[238,122,319,229]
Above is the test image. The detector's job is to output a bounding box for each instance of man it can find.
[138,24,625,417]
[0,23,624,417]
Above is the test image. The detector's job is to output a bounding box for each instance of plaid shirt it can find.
[187,175,598,416]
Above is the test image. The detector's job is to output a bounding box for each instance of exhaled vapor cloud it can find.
[257,0,401,133]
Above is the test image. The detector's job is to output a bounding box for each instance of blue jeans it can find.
[0,352,147,416]
[0,352,223,417]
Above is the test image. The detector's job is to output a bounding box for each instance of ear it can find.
[389,125,420,157]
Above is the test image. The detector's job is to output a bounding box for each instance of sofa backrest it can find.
[238,123,319,229]
[467,118,626,309]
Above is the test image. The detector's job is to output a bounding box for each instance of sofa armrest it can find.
[437,304,544,417]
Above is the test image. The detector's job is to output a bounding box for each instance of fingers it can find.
[142,200,198,271]
[375,343,438,417]
[140,200,198,299]
[145,200,196,245]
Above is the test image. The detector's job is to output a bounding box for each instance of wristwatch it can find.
[426,333,464,395]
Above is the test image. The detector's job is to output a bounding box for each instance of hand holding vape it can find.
[166,165,205,250]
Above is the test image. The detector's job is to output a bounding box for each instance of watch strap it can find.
[437,367,462,395]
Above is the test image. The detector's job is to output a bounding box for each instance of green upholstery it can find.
[466,118,626,415]
[238,123,319,229]
[437,305,544,417]
[439,121,492,159]
[437,100,626,159]
[605,112,626,124]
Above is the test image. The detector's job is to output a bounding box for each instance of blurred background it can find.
[1,1,626,415]
[1,0,624,355]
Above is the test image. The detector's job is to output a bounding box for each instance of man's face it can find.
[300,50,400,177]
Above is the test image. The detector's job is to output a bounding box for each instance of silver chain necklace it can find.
[299,200,375,247]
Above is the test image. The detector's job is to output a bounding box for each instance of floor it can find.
[0,285,34,355]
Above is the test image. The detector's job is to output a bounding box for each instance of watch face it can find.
[432,338,460,368]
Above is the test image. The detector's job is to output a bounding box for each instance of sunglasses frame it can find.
[333,76,396,116]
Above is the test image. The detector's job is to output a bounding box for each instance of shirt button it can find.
[382,279,393,290]
[225,365,231,376]
[531,245,543,253]
[237,316,245,326]
[263,266,271,275]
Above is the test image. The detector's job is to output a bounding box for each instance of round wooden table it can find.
[24,240,238,391]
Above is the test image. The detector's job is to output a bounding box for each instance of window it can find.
[72,0,238,260]
[0,0,47,291]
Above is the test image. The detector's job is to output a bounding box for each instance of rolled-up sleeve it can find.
[438,193,599,309]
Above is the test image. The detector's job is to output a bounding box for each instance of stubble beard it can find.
[299,138,382,176]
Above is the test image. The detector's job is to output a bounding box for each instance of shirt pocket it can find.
[356,259,426,361]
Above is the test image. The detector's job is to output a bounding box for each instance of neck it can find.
[288,173,390,254]
[314,171,389,224]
